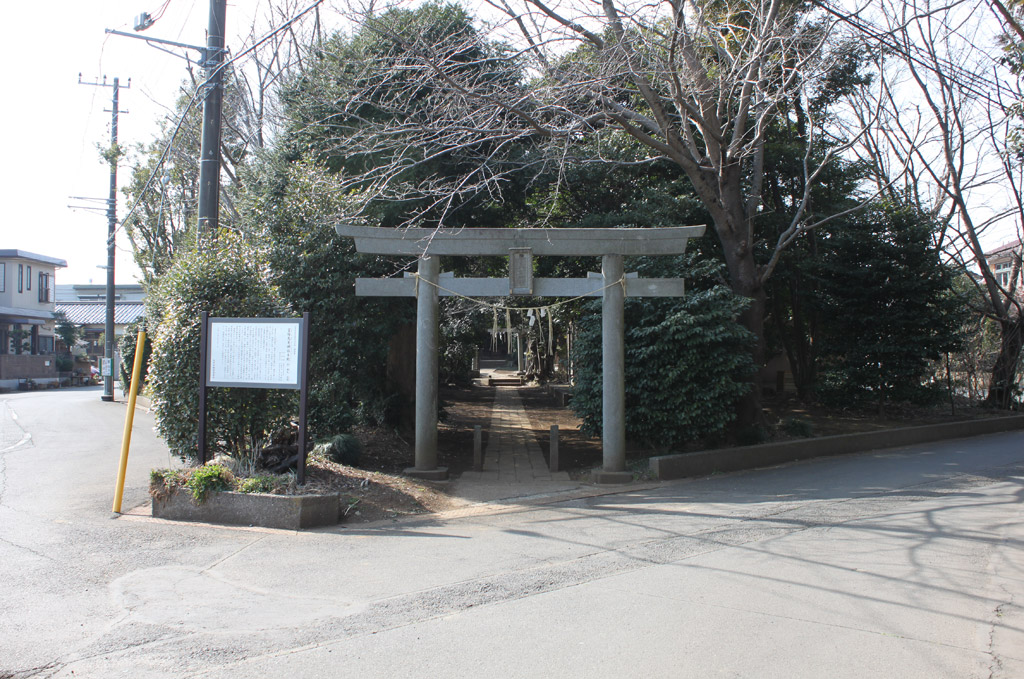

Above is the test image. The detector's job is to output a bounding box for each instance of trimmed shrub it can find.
[812,205,967,408]
[781,417,815,438]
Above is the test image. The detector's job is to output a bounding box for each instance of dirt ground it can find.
[302,454,463,523]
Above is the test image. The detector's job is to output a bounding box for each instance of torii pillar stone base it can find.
[591,471,634,484]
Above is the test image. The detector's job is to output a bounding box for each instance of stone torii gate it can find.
[336,224,704,484]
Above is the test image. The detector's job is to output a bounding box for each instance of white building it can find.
[985,238,1023,292]
[0,250,67,387]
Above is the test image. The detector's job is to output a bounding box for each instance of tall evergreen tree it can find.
[813,205,967,409]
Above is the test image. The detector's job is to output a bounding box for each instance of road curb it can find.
[650,414,1024,480]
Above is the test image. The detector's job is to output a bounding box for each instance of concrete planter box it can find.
[650,414,1024,481]
[152,490,340,530]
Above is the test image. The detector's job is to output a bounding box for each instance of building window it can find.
[0,262,5,292]
[38,272,51,302]
[38,336,54,354]
[18,264,23,293]
[26,266,31,290]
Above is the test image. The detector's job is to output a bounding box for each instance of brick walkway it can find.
[460,386,571,484]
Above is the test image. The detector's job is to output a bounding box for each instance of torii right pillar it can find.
[596,253,631,484]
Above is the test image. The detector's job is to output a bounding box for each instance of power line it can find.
[811,0,1012,106]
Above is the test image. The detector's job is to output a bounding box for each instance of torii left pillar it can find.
[412,255,447,479]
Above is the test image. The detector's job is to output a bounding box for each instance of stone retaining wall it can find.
[650,415,1024,480]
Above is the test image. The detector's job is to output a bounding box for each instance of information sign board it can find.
[207,317,304,389]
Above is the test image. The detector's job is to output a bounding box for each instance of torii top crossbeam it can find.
[335,225,705,256]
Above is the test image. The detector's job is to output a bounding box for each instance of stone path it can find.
[459,386,571,484]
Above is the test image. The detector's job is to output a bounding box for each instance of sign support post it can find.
[199,311,210,465]
[297,311,310,484]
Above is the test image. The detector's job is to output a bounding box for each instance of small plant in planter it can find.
[149,463,339,529]
[149,468,186,501]
[150,464,234,505]
[236,475,283,494]
[150,465,291,504]
[185,464,234,503]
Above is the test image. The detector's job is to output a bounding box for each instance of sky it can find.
[0,0,1020,290]
[0,0,291,286]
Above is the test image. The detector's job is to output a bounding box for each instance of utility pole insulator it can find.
[134,12,154,31]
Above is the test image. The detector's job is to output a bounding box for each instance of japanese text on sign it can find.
[208,319,303,389]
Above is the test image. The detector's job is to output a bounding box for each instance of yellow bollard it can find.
[113,331,147,514]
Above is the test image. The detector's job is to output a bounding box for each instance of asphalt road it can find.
[1,388,1022,678]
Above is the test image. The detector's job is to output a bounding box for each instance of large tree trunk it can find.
[735,287,769,429]
[985,317,1023,409]
[715,208,769,429]
[686,167,769,430]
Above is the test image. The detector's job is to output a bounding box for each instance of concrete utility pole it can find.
[79,75,130,403]
[196,0,226,235]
